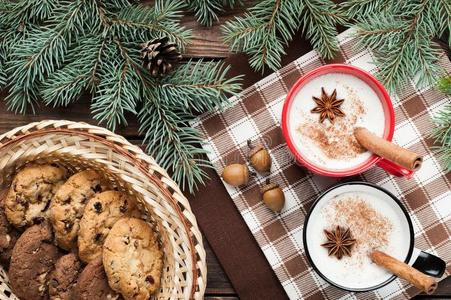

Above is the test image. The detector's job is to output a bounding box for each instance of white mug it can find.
[303,182,446,292]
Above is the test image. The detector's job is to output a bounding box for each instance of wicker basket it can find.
[0,120,207,300]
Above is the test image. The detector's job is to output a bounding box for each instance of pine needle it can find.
[0,0,242,192]
[139,60,242,192]
[222,0,344,73]
[351,0,450,91]
[431,77,451,172]
[185,0,241,26]
[431,103,451,172]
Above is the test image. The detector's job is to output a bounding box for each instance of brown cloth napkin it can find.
[187,33,314,300]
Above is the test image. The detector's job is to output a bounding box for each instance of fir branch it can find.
[1,0,242,192]
[354,0,449,91]
[339,0,400,21]
[5,0,96,113]
[223,0,344,72]
[431,103,451,172]
[223,0,304,72]
[438,76,451,95]
[91,43,141,130]
[0,0,52,89]
[138,98,211,193]
[0,60,6,88]
[102,0,132,11]
[139,60,241,192]
[156,60,242,112]
[186,0,241,27]
[300,0,344,59]
[41,36,105,107]
[1,0,57,26]
[111,1,192,49]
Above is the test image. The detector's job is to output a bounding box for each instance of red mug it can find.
[281,64,413,178]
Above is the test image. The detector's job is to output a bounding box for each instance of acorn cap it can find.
[249,144,266,158]
[261,182,279,194]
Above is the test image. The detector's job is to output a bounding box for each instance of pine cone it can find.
[140,37,182,77]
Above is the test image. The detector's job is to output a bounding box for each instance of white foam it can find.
[288,73,386,170]
[306,190,411,290]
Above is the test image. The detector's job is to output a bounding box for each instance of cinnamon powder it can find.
[298,122,365,160]
[323,195,393,266]
[296,85,366,160]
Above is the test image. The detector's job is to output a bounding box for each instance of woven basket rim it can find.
[0,120,206,299]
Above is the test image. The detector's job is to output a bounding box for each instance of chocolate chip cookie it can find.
[48,253,82,300]
[5,164,67,227]
[0,190,20,268]
[9,222,61,300]
[50,170,108,250]
[73,256,121,300]
[77,191,139,263]
[103,218,163,300]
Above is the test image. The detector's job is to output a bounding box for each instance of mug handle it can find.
[409,248,446,278]
[376,158,414,178]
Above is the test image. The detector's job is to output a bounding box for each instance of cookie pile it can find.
[0,164,163,300]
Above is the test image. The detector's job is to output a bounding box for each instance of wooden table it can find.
[0,7,449,300]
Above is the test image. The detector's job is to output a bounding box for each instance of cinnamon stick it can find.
[370,250,437,294]
[354,127,422,171]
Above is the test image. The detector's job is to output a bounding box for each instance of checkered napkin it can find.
[191,29,451,300]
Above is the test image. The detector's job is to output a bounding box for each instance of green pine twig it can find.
[185,0,241,26]
[222,0,303,73]
[437,76,451,95]
[222,0,344,73]
[1,0,242,192]
[139,60,241,192]
[431,103,451,172]
[352,0,450,91]
[432,77,451,172]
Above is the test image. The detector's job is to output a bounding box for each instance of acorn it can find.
[221,163,249,187]
[261,179,285,212]
[247,140,271,173]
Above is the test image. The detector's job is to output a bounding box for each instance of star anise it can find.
[311,87,345,123]
[321,226,356,260]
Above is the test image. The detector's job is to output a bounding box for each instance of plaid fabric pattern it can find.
[192,29,451,300]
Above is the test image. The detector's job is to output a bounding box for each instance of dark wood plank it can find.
[204,239,236,295]
[205,297,239,300]
[0,93,141,138]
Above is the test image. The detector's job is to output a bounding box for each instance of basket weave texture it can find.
[0,120,207,300]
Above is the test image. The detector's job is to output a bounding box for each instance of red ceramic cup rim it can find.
[281,64,395,177]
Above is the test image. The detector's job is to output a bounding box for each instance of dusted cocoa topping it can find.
[323,195,393,266]
[298,123,365,160]
[297,85,366,161]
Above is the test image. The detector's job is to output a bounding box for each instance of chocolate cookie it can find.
[5,164,67,227]
[8,222,61,300]
[50,170,108,250]
[0,190,20,268]
[48,253,82,300]
[73,256,121,300]
[103,218,163,300]
[78,191,139,263]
